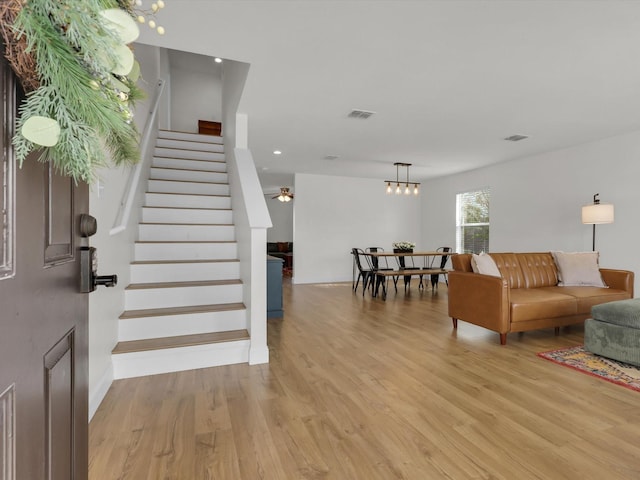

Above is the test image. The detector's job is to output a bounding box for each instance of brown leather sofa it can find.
[448,252,634,345]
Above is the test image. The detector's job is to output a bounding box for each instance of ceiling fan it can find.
[272,187,294,202]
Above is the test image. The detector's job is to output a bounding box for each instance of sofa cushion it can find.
[591,298,640,328]
[490,253,526,289]
[551,251,606,287]
[471,253,501,276]
[509,288,577,323]
[545,286,631,314]
[517,252,558,288]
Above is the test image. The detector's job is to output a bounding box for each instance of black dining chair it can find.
[429,246,452,291]
[366,247,397,296]
[351,248,373,295]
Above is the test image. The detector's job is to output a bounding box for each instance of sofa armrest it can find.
[600,269,634,297]
[448,271,511,334]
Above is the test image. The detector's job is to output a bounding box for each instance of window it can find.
[456,188,490,254]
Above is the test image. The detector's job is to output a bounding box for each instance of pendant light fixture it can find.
[385,162,420,196]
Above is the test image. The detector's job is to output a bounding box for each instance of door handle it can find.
[79,214,118,293]
[80,246,118,293]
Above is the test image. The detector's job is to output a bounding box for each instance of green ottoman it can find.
[584,298,640,367]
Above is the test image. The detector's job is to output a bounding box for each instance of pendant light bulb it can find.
[404,184,410,195]
[386,182,392,194]
[414,184,419,195]
[395,183,401,195]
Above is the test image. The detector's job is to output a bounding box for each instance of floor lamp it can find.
[581,193,614,251]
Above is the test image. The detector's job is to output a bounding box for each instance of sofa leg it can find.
[452,318,458,329]
[554,326,560,336]
[499,333,507,345]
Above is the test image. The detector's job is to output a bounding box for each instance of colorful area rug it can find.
[538,345,640,392]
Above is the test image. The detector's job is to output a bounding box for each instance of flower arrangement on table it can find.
[392,241,415,252]
[0,0,166,183]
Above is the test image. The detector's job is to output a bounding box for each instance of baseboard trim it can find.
[249,345,270,365]
[88,364,114,421]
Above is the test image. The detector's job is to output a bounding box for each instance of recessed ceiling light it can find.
[214,57,223,63]
[273,150,282,155]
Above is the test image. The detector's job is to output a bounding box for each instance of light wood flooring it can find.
[89,280,640,479]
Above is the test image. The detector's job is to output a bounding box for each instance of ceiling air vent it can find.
[504,134,529,142]
[348,109,376,119]
[324,155,339,160]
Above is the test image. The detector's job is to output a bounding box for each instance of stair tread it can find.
[139,222,233,226]
[112,329,249,355]
[131,259,239,265]
[150,166,225,174]
[153,156,224,163]
[152,155,224,163]
[142,206,229,211]
[135,240,235,244]
[158,129,223,142]
[146,191,230,198]
[126,279,242,290]
[155,146,225,154]
[142,206,231,211]
[120,302,245,319]
[149,178,228,185]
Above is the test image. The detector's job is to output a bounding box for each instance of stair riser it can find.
[158,130,223,144]
[156,138,224,153]
[130,261,240,283]
[148,180,229,195]
[125,284,243,310]
[112,340,250,379]
[119,310,247,341]
[134,242,237,261]
[145,193,231,209]
[150,168,227,183]
[155,147,225,162]
[138,224,235,242]
[141,207,233,225]
[152,157,226,173]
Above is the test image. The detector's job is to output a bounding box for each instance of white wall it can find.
[158,48,171,130]
[293,173,422,284]
[169,54,222,133]
[259,172,294,241]
[88,43,163,418]
[421,130,640,293]
[266,200,293,242]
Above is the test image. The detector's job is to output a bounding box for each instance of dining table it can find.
[366,250,454,299]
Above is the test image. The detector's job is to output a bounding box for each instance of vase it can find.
[393,248,412,268]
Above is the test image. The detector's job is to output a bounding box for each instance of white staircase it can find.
[112,130,250,379]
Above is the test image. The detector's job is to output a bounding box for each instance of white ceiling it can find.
[141,1,640,190]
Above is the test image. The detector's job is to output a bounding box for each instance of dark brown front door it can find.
[0,55,89,478]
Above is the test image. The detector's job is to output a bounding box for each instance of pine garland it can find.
[7,0,144,183]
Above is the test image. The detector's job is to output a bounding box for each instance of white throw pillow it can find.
[471,253,501,277]
[551,251,606,287]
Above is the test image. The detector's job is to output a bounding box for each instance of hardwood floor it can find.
[89,280,640,479]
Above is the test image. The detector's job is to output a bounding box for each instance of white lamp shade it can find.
[582,203,614,224]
